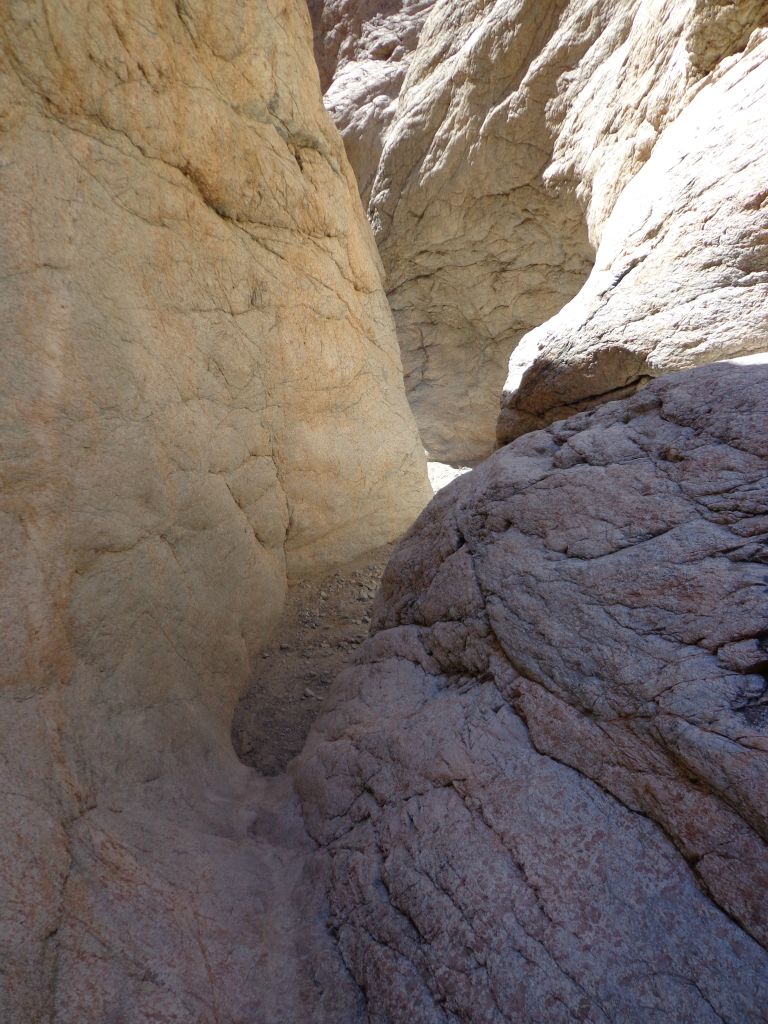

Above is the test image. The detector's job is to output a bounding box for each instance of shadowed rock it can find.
[295,361,768,1022]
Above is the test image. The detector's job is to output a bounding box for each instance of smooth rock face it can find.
[308,0,434,206]
[295,362,768,1022]
[318,0,768,460]
[0,1,427,1018]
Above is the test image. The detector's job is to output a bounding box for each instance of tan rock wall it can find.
[0,1,427,1018]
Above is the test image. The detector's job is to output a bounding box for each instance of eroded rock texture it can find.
[0,1,427,1018]
[317,0,768,461]
[296,362,768,1022]
[308,0,434,206]
[498,11,768,444]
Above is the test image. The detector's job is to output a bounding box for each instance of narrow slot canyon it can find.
[1,2,768,1023]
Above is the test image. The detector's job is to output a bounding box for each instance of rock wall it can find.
[295,360,768,1022]
[498,9,768,443]
[314,0,768,461]
[308,0,434,206]
[0,1,427,1018]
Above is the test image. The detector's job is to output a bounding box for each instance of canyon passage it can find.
[1,1,767,1022]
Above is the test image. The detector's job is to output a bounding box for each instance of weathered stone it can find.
[0,1,427,1018]
[308,0,434,206]
[498,17,768,444]
[295,362,768,1022]
[318,0,768,460]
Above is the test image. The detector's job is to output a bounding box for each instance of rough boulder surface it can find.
[314,0,768,461]
[0,1,428,1019]
[295,362,768,1022]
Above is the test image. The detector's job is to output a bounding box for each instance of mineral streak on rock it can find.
[295,362,768,1022]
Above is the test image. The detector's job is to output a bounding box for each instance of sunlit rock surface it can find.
[315,0,768,461]
[0,1,427,1018]
[308,0,434,206]
[498,17,768,444]
[296,361,768,1022]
